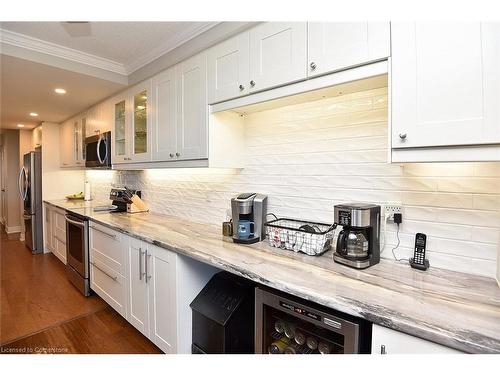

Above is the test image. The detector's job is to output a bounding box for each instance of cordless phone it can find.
[409,233,429,270]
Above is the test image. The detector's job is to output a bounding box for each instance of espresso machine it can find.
[231,193,267,244]
[333,203,381,269]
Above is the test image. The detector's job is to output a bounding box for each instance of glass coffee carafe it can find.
[335,229,370,259]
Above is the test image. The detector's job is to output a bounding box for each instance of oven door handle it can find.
[65,216,85,227]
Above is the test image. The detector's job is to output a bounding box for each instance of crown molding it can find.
[0,28,127,75]
[124,22,220,74]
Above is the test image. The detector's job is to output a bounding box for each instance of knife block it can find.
[127,194,149,213]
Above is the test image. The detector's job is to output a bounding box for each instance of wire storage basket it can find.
[265,216,336,256]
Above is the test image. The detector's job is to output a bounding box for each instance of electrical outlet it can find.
[384,204,403,222]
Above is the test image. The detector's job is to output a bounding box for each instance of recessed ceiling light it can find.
[17,124,25,128]
[54,88,66,94]
[30,112,38,117]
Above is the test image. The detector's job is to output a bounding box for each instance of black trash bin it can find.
[190,271,255,354]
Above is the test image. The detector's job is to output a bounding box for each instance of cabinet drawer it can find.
[90,223,125,275]
[90,258,127,318]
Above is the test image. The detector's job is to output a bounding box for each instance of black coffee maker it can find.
[333,203,381,269]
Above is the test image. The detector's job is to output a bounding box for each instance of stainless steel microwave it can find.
[85,131,111,168]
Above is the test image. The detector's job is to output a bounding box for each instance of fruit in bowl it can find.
[66,192,84,200]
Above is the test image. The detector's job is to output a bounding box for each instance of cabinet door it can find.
[392,22,500,149]
[112,94,129,164]
[149,244,177,353]
[371,325,461,354]
[130,80,152,163]
[176,53,208,160]
[152,67,177,161]
[60,121,73,167]
[127,237,150,336]
[44,205,53,252]
[207,32,250,104]
[249,22,307,92]
[80,115,87,162]
[308,22,390,77]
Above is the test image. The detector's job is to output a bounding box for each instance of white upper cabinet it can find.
[130,80,153,163]
[249,22,307,93]
[152,67,177,161]
[112,80,153,164]
[60,115,85,168]
[207,32,250,104]
[176,53,208,160]
[391,22,500,150]
[308,22,390,78]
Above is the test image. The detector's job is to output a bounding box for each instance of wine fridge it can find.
[255,287,372,354]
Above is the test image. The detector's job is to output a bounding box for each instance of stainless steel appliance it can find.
[65,211,90,296]
[85,131,111,168]
[333,203,381,269]
[231,193,267,244]
[190,272,255,353]
[255,287,372,354]
[18,149,43,253]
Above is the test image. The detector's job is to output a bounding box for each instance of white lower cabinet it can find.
[127,237,152,337]
[52,208,67,264]
[88,222,217,353]
[371,324,461,354]
[44,203,54,253]
[89,222,127,317]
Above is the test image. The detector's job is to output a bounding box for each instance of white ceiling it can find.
[0,21,221,130]
[0,22,218,74]
[0,54,125,129]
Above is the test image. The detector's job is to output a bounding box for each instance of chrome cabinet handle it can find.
[381,345,386,354]
[91,261,118,281]
[91,225,117,240]
[175,152,180,157]
[169,153,174,158]
[399,133,407,140]
[65,216,85,227]
[144,249,151,283]
[250,80,255,87]
[310,62,317,70]
[239,84,244,91]
[139,248,145,280]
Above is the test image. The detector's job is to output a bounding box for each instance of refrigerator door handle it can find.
[18,167,26,200]
[23,168,29,200]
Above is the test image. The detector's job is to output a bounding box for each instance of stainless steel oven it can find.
[65,212,90,296]
[85,131,111,168]
[255,287,372,354]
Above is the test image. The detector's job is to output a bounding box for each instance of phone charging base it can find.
[409,258,430,271]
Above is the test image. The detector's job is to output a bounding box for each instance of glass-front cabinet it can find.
[112,80,152,164]
[114,98,127,161]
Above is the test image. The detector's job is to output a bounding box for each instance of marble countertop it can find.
[45,199,500,353]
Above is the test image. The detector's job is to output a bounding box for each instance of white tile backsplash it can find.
[86,87,500,278]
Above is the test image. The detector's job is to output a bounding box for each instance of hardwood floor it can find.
[0,227,161,354]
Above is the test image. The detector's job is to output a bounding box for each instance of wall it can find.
[86,87,500,278]
[0,129,21,233]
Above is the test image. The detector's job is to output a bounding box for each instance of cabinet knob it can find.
[380,345,387,354]
[399,133,407,140]
[310,62,317,70]
[176,152,180,157]
[250,80,255,87]
[239,84,245,91]
[169,153,174,158]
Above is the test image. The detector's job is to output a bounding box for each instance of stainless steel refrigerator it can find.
[18,148,43,253]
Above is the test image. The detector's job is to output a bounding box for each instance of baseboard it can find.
[5,225,22,234]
